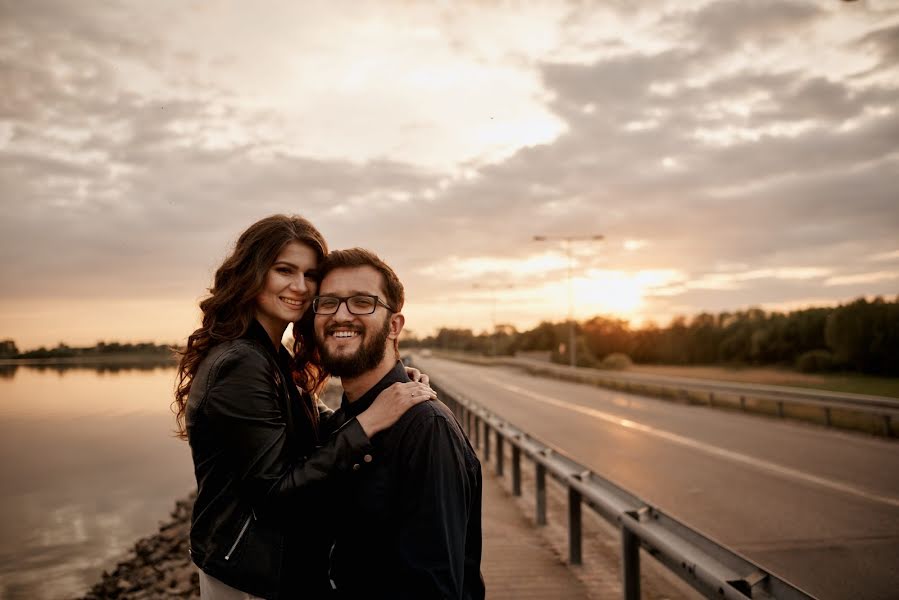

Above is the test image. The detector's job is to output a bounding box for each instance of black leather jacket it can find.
[186,321,373,599]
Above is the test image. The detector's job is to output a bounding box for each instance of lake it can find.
[0,364,194,599]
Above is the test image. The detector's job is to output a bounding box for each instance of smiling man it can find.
[312,248,485,600]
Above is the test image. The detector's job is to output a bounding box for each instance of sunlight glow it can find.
[826,271,899,286]
[574,269,683,316]
[418,253,569,280]
[663,267,833,292]
[868,250,899,262]
[623,239,648,251]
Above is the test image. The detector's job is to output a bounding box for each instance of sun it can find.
[575,274,642,316]
[572,269,681,319]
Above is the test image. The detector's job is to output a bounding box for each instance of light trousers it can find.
[198,569,262,600]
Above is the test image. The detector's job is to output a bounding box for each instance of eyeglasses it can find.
[312,295,396,315]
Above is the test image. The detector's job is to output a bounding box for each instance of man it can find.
[312,248,485,600]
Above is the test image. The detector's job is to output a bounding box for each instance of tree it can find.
[0,340,18,358]
[581,316,631,359]
[826,297,899,374]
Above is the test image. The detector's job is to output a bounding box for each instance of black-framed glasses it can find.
[312,294,395,315]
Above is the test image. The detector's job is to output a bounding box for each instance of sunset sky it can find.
[2,1,898,349]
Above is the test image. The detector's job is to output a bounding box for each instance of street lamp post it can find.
[473,283,514,356]
[533,234,604,368]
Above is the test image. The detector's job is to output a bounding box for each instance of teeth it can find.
[280,297,302,307]
[333,331,358,339]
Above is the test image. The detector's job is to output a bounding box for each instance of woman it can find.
[173,215,435,599]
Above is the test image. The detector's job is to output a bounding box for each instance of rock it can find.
[76,494,199,600]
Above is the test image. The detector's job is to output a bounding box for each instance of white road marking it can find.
[479,373,899,509]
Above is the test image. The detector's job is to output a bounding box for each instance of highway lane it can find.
[415,356,899,600]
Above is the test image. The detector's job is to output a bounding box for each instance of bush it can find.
[796,349,836,373]
[601,352,633,370]
[551,338,598,368]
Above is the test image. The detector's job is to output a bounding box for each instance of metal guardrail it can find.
[435,352,899,437]
[431,378,819,600]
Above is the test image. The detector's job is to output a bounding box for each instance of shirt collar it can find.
[340,360,410,419]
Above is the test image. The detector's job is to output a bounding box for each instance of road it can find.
[415,356,899,600]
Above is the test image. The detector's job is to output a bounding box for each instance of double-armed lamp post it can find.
[533,234,604,368]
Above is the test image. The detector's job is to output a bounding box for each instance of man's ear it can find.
[388,313,405,339]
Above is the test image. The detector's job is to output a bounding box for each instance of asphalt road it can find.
[415,356,899,600]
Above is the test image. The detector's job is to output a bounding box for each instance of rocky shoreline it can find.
[78,494,199,599]
[77,383,346,599]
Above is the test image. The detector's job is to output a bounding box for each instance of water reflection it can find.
[0,360,176,379]
[0,366,194,599]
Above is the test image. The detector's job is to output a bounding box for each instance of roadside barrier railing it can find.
[434,352,899,437]
[432,378,819,600]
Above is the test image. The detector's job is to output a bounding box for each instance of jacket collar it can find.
[340,360,410,419]
[245,318,279,353]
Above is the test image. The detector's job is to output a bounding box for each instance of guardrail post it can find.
[739,395,746,410]
[536,463,546,525]
[777,401,784,418]
[824,407,832,427]
[512,445,521,496]
[483,423,491,461]
[621,521,641,600]
[473,414,480,449]
[464,407,471,436]
[708,391,715,406]
[496,434,505,476]
[884,414,893,437]
[568,487,582,565]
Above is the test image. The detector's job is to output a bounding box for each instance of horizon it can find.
[6,293,895,352]
[2,2,898,349]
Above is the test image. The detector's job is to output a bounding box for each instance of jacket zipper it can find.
[224,510,256,561]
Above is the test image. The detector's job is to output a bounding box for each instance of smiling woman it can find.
[253,242,320,348]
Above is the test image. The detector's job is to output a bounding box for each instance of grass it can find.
[627,364,899,398]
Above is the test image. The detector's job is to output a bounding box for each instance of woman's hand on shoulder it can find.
[404,366,429,386]
[356,382,437,437]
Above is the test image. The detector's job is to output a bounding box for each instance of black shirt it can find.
[327,361,485,600]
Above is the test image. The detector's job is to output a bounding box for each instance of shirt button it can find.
[352,463,361,471]
[363,454,373,463]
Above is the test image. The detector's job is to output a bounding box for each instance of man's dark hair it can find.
[320,248,405,312]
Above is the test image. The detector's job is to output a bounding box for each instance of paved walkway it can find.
[480,463,593,599]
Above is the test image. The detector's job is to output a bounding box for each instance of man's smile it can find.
[332,331,359,339]
[326,326,364,342]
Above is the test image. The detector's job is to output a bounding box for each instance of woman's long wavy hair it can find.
[173,214,329,440]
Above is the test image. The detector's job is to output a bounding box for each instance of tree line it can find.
[406,296,899,376]
[0,340,174,359]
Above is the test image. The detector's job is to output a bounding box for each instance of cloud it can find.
[825,271,899,286]
[867,250,899,262]
[1,0,898,347]
[688,0,825,53]
[854,22,899,76]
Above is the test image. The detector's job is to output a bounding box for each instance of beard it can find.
[317,315,392,379]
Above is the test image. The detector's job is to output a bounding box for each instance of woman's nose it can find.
[290,274,307,291]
